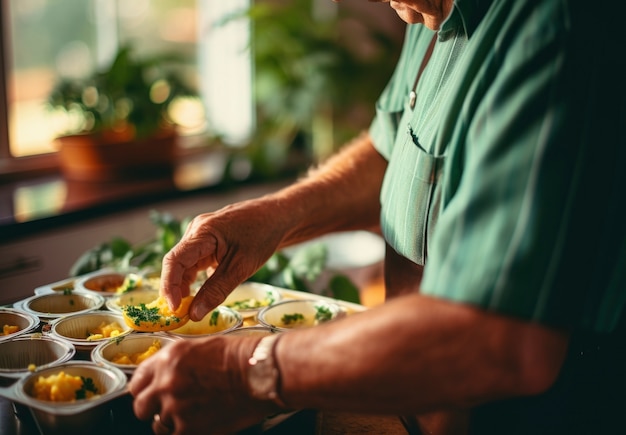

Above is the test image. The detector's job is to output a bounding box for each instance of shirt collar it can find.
[439,0,492,40]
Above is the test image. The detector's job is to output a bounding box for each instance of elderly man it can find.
[129,0,625,434]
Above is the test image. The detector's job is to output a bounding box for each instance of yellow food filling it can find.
[33,371,98,402]
[115,274,143,294]
[86,321,124,341]
[1,324,19,336]
[279,312,312,329]
[226,297,273,310]
[122,295,193,332]
[110,339,162,365]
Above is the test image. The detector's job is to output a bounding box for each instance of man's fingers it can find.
[189,257,246,321]
[161,236,218,310]
[128,365,160,421]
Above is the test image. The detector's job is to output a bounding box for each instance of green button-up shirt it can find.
[370,0,626,332]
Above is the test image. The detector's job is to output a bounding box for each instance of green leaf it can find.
[69,243,114,276]
[328,274,360,304]
[288,243,327,282]
[109,237,132,259]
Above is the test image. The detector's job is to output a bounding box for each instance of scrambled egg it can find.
[33,371,98,402]
[1,324,19,336]
[122,295,193,332]
[86,321,125,341]
[110,339,162,365]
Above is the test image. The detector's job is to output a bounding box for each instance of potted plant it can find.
[48,44,197,182]
[222,0,401,180]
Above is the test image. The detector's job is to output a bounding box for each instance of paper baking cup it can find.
[19,292,105,321]
[0,308,40,342]
[105,289,160,313]
[50,312,133,351]
[222,282,283,318]
[75,270,153,297]
[166,306,242,338]
[223,326,277,337]
[0,334,75,379]
[0,361,127,434]
[91,333,180,375]
[257,299,345,332]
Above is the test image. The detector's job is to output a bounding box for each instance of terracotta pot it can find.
[55,129,177,182]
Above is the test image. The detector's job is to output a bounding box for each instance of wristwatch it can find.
[247,334,288,408]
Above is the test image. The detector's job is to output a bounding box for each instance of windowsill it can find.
[0,146,303,244]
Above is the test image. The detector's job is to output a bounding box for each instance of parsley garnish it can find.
[123,303,161,326]
[209,310,219,326]
[315,305,333,322]
[75,376,98,400]
[281,313,305,325]
[123,303,179,326]
[120,276,139,293]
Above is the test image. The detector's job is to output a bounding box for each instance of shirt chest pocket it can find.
[380,124,445,265]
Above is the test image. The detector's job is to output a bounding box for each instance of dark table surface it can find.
[0,392,410,435]
[0,393,319,435]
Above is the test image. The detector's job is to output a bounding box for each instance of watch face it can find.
[250,364,277,396]
[248,336,280,400]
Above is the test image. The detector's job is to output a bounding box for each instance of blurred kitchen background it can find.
[0,0,404,305]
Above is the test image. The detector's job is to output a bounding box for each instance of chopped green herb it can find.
[315,305,333,322]
[119,275,139,293]
[75,376,98,400]
[62,288,73,295]
[123,303,178,326]
[227,298,257,310]
[281,313,305,325]
[226,293,274,310]
[209,310,220,326]
[69,299,75,306]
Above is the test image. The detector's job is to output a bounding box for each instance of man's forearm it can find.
[275,293,570,414]
[269,131,387,248]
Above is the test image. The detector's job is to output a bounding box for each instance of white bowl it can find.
[91,333,180,375]
[17,292,105,321]
[0,334,75,379]
[222,282,282,318]
[257,299,345,332]
[50,312,133,351]
[166,306,243,338]
[0,308,40,342]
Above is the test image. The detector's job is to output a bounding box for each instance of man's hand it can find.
[129,335,280,434]
[159,134,386,322]
[161,197,288,321]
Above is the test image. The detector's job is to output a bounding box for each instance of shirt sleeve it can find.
[420,1,626,332]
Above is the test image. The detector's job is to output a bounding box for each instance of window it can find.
[0,0,253,175]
